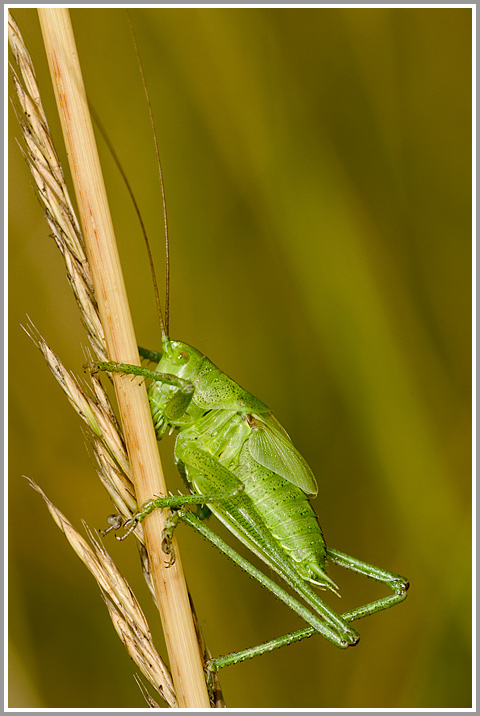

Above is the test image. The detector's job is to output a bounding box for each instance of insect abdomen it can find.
[235,445,332,588]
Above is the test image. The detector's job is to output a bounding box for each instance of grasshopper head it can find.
[159,338,204,380]
[148,339,204,436]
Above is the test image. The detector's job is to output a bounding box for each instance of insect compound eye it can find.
[172,349,189,365]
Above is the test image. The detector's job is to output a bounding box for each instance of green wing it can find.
[247,415,318,496]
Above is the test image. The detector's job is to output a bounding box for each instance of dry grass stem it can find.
[35,10,209,706]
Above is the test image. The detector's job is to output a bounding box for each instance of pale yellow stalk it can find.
[36,8,210,708]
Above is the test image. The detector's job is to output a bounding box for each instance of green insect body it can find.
[142,337,358,646]
[100,329,409,654]
[151,338,335,580]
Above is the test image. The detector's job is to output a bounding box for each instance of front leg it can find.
[95,360,194,422]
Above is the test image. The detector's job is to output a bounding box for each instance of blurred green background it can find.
[9,7,471,709]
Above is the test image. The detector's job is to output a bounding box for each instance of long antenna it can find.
[91,108,167,340]
[127,11,170,338]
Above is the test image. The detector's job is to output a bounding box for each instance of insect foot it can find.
[99,513,140,541]
[394,577,410,595]
[161,510,183,565]
[84,360,99,377]
[343,631,360,647]
[99,513,124,536]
